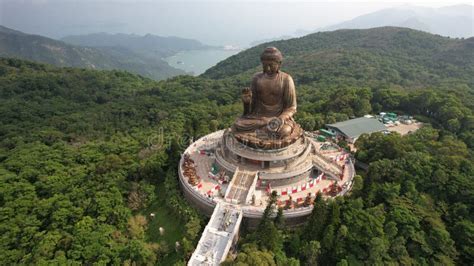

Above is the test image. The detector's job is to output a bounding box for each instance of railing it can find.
[241,205,314,218]
[244,172,259,204]
[215,148,238,172]
[191,130,225,152]
[178,163,216,210]
[337,158,356,196]
[259,158,314,180]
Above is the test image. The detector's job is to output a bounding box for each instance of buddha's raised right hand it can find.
[241,87,252,104]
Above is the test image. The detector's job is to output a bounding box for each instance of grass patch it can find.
[143,184,185,265]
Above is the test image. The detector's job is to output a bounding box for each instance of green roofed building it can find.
[326,117,387,143]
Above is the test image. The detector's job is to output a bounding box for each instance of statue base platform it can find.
[178,129,356,228]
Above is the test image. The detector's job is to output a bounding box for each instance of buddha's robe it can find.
[234,71,297,132]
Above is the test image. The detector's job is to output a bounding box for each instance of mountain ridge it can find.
[61,32,213,59]
[0,25,187,80]
[203,27,473,88]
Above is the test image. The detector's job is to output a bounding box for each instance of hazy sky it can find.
[0,0,471,46]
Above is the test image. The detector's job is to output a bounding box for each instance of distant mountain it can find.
[0,25,186,80]
[318,4,474,38]
[250,35,294,47]
[203,27,474,88]
[61,32,213,60]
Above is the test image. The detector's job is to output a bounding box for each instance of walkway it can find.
[225,169,258,204]
[188,203,243,266]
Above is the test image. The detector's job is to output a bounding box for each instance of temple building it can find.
[326,117,387,143]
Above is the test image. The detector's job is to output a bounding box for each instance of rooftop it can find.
[326,117,386,139]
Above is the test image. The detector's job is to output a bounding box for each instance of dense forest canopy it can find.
[0,27,473,265]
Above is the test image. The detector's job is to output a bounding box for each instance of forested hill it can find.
[203,27,474,88]
[61,32,212,59]
[0,58,240,264]
[0,25,185,80]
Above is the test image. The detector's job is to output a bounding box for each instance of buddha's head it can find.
[260,47,282,76]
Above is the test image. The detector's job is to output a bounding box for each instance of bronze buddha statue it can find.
[231,47,303,149]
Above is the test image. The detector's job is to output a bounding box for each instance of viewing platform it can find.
[178,129,356,224]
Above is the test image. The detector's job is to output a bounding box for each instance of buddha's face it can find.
[262,60,280,75]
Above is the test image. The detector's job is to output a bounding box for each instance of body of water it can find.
[165,49,240,76]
